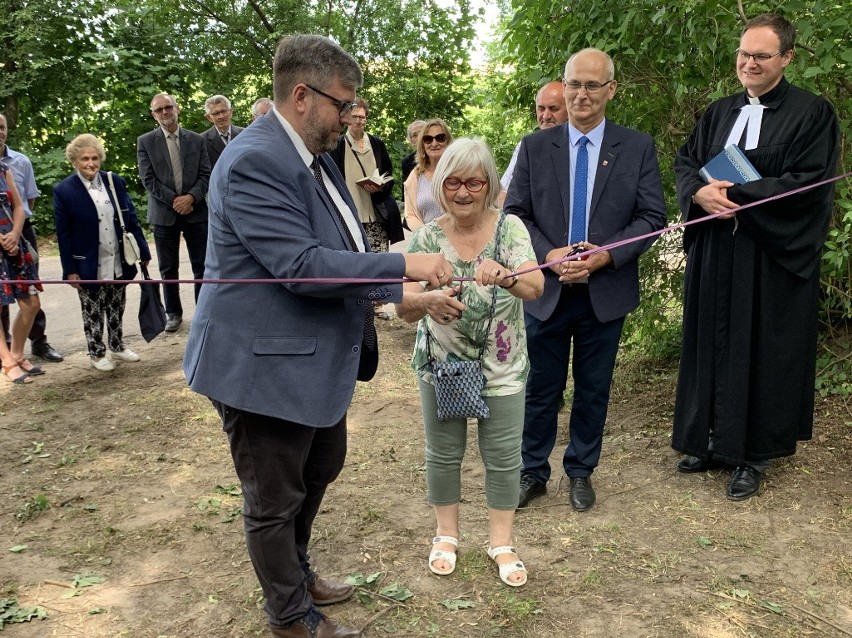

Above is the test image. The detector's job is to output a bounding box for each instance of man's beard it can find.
[303,110,338,155]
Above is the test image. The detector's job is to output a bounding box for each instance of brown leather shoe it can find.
[269,615,361,637]
[307,576,354,606]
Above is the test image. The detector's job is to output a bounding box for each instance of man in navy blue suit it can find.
[505,48,666,512]
[183,34,451,638]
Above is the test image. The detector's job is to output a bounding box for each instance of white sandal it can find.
[487,545,528,587]
[429,536,458,576]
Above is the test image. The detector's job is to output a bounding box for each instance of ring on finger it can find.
[442,313,450,322]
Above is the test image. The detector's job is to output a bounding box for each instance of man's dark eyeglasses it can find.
[443,177,486,192]
[422,133,448,145]
[152,104,176,114]
[306,85,357,117]
[563,80,614,93]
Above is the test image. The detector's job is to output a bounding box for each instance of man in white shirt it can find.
[498,81,570,205]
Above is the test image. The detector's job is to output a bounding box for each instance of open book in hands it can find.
[356,169,393,186]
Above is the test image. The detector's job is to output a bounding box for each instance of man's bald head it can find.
[535,80,569,129]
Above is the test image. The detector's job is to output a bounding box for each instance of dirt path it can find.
[1,270,850,637]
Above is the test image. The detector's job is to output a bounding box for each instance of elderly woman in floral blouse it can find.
[396,138,543,587]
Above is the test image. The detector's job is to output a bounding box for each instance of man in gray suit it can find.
[137,93,211,332]
[505,48,666,512]
[183,34,451,638]
[201,94,244,168]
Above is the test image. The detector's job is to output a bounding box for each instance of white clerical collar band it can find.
[725,103,766,150]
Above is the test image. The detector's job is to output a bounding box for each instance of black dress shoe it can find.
[164,314,183,332]
[677,455,723,473]
[726,465,763,501]
[32,342,64,362]
[517,475,546,509]
[569,476,595,511]
[307,576,354,606]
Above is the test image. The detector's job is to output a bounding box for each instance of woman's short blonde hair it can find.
[431,137,500,212]
[66,134,106,164]
[414,118,452,175]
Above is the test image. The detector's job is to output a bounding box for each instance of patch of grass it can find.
[455,547,491,580]
[15,494,49,523]
[484,590,543,627]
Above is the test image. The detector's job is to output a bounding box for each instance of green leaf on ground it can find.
[9,545,28,553]
[379,583,414,601]
[72,574,105,588]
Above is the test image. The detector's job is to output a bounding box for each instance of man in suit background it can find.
[505,48,666,512]
[137,93,211,332]
[202,94,244,168]
[183,34,451,638]
[498,80,570,206]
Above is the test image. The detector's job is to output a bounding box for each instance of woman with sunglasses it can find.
[403,118,453,231]
[396,138,543,587]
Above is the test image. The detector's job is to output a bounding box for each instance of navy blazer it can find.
[504,121,666,323]
[136,126,211,226]
[202,124,245,169]
[183,112,407,427]
[53,170,152,290]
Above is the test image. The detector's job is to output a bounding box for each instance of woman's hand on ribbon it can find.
[474,258,513,288]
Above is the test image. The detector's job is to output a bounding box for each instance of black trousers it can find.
[213,401,347,627]
[152,218,207,316]
[1,219,47,346]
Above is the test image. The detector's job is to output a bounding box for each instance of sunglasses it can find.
[422,133,448,145]
[152,104,176,114]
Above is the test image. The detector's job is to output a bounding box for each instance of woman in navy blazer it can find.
[54,134,152,372]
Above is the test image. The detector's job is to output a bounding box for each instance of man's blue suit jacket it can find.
[183,112,406,427]
[53,170,152,290]
[504,121,667,324]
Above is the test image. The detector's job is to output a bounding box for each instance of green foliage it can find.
[499,0,852,368]
[2,0,479,230]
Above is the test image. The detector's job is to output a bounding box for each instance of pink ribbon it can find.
[10,171,850,286]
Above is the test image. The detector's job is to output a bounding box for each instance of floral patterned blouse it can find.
[408,213,537,397]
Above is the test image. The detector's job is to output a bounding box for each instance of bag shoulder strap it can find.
[343,135,370,178]
[106,171,128,232]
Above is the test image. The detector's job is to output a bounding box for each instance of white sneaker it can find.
[111,349,141,363]
[90,357,115,372]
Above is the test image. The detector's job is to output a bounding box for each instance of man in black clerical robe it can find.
[672,13,840,500]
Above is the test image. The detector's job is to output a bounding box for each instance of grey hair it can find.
[273,34,362,104]
[431,137,500,212]
[66,134,106,164]
[204,95,232,114]
[150,92,177,110]
[406,119,426,138]
[252,97,274,116]
[565,48,615,81]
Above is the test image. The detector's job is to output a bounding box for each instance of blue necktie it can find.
[570,136,589,244]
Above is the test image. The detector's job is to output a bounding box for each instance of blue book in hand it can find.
[699,144,762,184]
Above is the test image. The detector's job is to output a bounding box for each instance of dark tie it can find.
[220,133,229,146]
[310,157,376,350]
[570,136,589,244]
